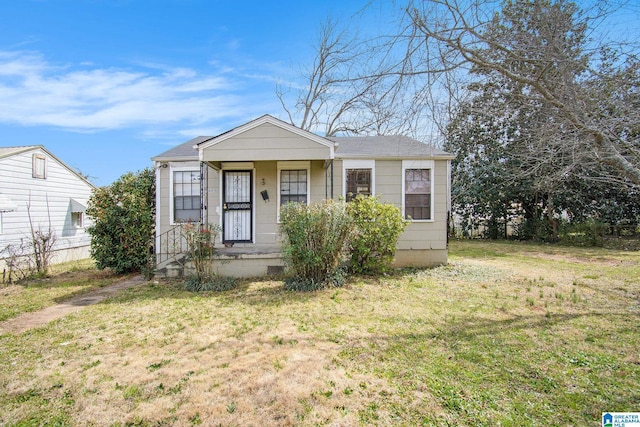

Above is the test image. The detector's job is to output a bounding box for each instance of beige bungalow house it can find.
[152,114,453,277]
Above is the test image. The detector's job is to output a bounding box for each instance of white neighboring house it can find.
[0,145,96,272]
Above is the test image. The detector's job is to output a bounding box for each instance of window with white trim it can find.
[71,211,83,228]
[280,169,307,205]
[33,154,46,179]
[345,169,371,201]
[402,160,434,221]
[173,170,201,223]
[277,161,310,222]
[343,160,375,202]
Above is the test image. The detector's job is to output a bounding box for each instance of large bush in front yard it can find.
[279,200,352,290]
[86,168,155,276]
[347,195,407,274]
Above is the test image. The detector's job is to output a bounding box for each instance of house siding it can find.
[310,160,329,202]
[334,158,449,257]
[0,147,94,266]
[375,160,401,204]
[254,161,278,244]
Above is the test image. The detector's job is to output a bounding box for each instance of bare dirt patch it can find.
[0,275,145,334]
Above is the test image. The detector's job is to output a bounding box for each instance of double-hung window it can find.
[280,169,307,205]
[343,160,375,202]
[173,170,201,223]
[402,160,434,221]
[277,161,310,221]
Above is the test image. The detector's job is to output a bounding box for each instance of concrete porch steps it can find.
[154,246,285,278]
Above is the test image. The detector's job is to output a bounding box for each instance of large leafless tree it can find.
[277,17,433,138]
[398,0,640,186]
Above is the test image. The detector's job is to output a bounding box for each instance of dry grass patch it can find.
[1,280,415,426]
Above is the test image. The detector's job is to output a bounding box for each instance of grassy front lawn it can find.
[0,240,638,426]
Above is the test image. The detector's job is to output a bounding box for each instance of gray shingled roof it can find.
[152,133,451,161]
[329,135,451,159]
[151,136,210,161]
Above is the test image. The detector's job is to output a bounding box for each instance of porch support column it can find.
[330,159,334,199]
[323,159,335,200]
[325,161,328,199]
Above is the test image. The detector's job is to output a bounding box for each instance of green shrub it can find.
[560,219,606,247]
[279,200,352,289]
[347,195,407,274]
[86,169,155,276]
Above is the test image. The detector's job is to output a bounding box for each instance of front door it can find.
[222,170,253,243]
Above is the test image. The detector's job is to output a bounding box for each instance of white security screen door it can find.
[222,171,253,243]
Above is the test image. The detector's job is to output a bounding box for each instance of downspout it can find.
[199,161,208,225]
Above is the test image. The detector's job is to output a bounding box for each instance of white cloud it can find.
[0,50,267,132]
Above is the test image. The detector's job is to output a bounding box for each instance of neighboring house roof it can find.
[0,145,42,159]
[152,115,453,161]
[330,135,453,159]
[0,145,97,189]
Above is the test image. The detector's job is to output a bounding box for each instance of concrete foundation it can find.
[392,249,448,268]
[156,246,447,279]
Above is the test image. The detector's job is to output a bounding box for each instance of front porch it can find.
[155,247,285,279]
[154,227,285,279]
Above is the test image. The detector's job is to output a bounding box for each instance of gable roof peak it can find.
[196,114,335,151]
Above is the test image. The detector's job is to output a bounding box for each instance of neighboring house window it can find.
[280,170,307,205]
[33,154,46,179]
[71,212,83,228]
[173,170,201,223]
[343,160,375,202]
[402,160,434,221]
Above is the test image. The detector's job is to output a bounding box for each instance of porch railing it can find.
[155,224,188,266]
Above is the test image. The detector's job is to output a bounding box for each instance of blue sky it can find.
[0,0,393,186]
[0,1,638,186]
